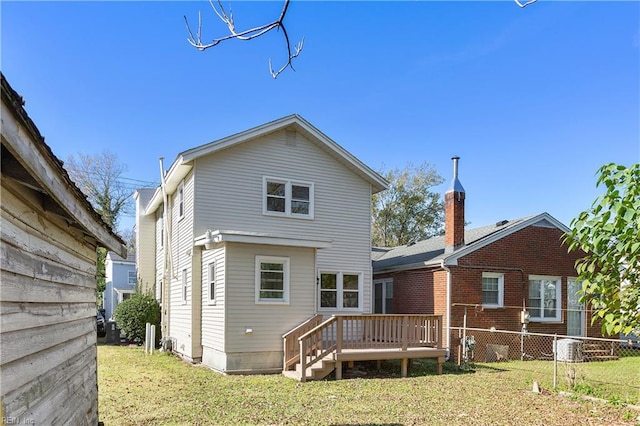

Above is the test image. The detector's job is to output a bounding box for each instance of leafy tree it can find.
[113,293,161,344]
[372,162,444,247]
[565,163,640,336]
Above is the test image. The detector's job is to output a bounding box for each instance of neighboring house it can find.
[104,251,137,320]
[373,157,599,357]
[1,74,126,423]
[135,114,388,373]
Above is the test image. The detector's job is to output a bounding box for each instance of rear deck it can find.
[283,315,446,381]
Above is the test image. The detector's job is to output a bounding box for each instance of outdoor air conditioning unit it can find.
[554,338,584,362]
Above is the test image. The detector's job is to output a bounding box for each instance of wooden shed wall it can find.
[1,181,100,424]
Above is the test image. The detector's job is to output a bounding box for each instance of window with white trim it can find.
[255,256,290,304]
[207,262,216,305]
[178,183,184,218]
[528,275,561,322]
[181,269,188,304]
[128,271,137,285]
[482,272,504,308]
[263,177,314,218]
[319,272,362,310]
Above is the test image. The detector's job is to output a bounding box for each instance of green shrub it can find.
[113,293,161,344]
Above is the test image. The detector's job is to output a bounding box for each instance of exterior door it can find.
[373,279,393,314]
[567,278,585,336]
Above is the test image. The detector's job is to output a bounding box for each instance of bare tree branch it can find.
[514,0,539,8]
[185,0,302,78]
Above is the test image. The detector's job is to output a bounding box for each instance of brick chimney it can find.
[445,156,465,253]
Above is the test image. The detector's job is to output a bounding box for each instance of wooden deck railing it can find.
[282,314,323,371]
[286,314,443,376]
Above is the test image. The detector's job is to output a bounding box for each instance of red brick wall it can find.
[375,224,602,339]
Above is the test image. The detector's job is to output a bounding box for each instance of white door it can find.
[567,278,585,336]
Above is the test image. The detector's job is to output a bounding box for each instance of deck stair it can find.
[282,314,446,382]
[583,341,619,362]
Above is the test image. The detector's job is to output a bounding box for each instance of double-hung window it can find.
[255,256,290,304]
[177,183,184,218]
[319,272,362,311]
[482,272,504,308]
[207,262,216,305]
[263,177,314,218]
[528,275,561,322]
[128,271,137,285]
[181,269,188,304]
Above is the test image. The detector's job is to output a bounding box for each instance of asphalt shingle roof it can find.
[373,214,540,271]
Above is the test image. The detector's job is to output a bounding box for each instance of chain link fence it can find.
[450,326,640,405]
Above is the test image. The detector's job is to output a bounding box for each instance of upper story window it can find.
[319,272,362,311]
[178,183,184,218]
[263,177,314,219]
[482,272,504,308]
[255,256,290,304]
[128,271,137,285]
[528,275,561,322]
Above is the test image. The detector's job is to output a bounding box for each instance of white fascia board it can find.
[442,212,569,265]
[194,229,333,250]
[144,159,192,215]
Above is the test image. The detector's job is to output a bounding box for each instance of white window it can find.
[263,177,314,219]
[528,275,561,322]
[482,272,504,308]
[159,210,164,248]
[319,272,362,311]
[128,271,137,285]
[182,269,188,304]
[207,262,216,305]
[177,183,184,218]
[255,256,290,304]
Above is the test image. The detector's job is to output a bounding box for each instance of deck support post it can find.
[336,361,342,380]
[437,357,444,375]
[401,358,408,377]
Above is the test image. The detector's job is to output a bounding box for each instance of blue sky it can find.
[2,1,639,234]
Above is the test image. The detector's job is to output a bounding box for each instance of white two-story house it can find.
[135,115,387,374]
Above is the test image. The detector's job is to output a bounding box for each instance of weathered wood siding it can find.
[192,129,374,314]
[223,243,316,372]
[1,181,99,424]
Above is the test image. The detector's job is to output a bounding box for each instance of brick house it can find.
[373,157,599,357]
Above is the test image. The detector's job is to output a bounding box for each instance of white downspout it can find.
[441,260,452,361]
[159,158,171,339]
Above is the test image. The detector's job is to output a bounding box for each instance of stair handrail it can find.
[298,316,338,381]
[282,314,323,371]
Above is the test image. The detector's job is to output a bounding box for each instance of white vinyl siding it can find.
[263,177,314,219]
[255,256,290,304]
[201,247,226,358]
[168,172,197,360]
[192,129,374,313]
[224,243,315,357]
[207,262,216,305]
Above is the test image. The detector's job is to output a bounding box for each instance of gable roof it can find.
[142,114,388,214]
[1,73,127,258]
[373,212,570,273]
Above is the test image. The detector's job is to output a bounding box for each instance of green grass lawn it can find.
[98,345,640,425]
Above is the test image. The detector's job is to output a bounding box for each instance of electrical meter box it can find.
[520,310,530,324]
